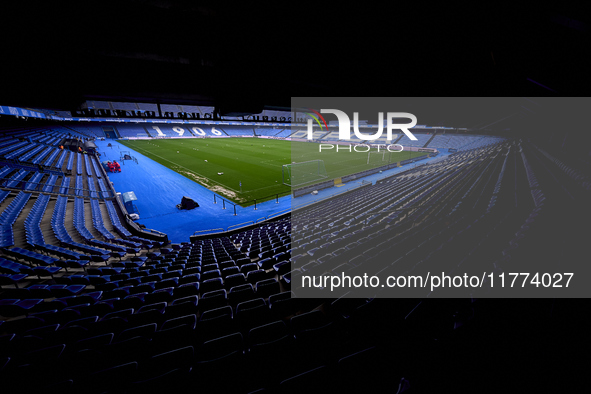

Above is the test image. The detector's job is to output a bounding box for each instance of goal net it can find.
[367,150,389,166]
[282,160,328,187]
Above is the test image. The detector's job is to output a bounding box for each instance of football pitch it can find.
[118,138,428,206]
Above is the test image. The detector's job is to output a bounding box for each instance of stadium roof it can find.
[2,1,590,129]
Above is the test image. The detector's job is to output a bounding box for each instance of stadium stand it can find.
[42,148,60,168]
[88,199,115,240]
[74,175,83,196]
[0,166,15,180]
[427,134,505,150]
[76,153,83,175]
[17,145,45,163]
[137,103,159,113]
[274,128,293,138]
[0,121,588,393]
[59,177,70,195]
[111,102,139,111]
[317,129,371,143]
[5,169,29,188]
[55,150,69,169]
[109,124,148,139]
[0,141,29,156]
[0,192,31,247]
[254,127,283,136]
[5,143,37,160]
[289,129,329,140]
[65,151,75,173]
[217,126,253,136]
[84,155,93,177]
[396,132,432,147]
[160,104,181,113]
[24,172,45,191]
[42,174,59,193]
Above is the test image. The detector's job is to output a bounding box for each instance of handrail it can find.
[0,175,116,199]
[193,228,224,235]
[190,212,291,241]
[267,208,291,219]
[291,182,371,211]
[227,221,254,231]
[144,228,167,236]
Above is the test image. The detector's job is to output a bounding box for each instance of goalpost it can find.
[282,159,328,187]
[367,149,389,165]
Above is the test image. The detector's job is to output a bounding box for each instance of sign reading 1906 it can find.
[150,126,224,137]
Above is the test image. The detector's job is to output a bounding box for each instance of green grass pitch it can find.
[118,138,428,206]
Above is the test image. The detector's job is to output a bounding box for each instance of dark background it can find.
[2,1,591,115]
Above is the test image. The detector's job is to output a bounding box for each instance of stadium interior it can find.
[1,2,591,393]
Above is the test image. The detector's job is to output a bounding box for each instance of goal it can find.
[366,150,389,165]
[282,160,328,187]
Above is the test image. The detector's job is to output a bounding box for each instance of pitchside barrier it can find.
[212,190,292,211]
[190,211,291,241]
[292,180,335,198]
[291,154,433,197]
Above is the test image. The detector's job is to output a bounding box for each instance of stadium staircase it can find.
[61,125,94,139]
[423,131,437,147]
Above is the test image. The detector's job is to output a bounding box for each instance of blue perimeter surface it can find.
[95,139,451,242]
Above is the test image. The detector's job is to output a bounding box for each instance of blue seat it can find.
[102,308,134,321]
[225,273,247,289]
[79,361,138,393]
[228,283,255,306]
[236,298,270,332]
[199,289,228,312]
[27,284,52,299]
[49,284,86,298]
[273,260,291,276]
[257,257,275,270]
[0,298,43,317]
[198,305,234,341]
[246,269,267,285]
[0,274,28,289]
[32,266,62,278]
[255,278,280,299]
[144,288,174,304]
[178,273,200,285]
[67,260,91,270]
[63,315,99,330]
[200,277,224,295]
[221,266,239,278]
[247,320,293,372]
[128,308,165,329]
[155,278,178,290]
[0,316,44,334]
[131,347,193,391]
[279,366,329,392]
[75,332,114,352]
[201,269,221,281]
[170,295,198,307]
[193,332,244,391]
[240,263,259,276]
[117,323,157,342]
[160,314,197,331]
